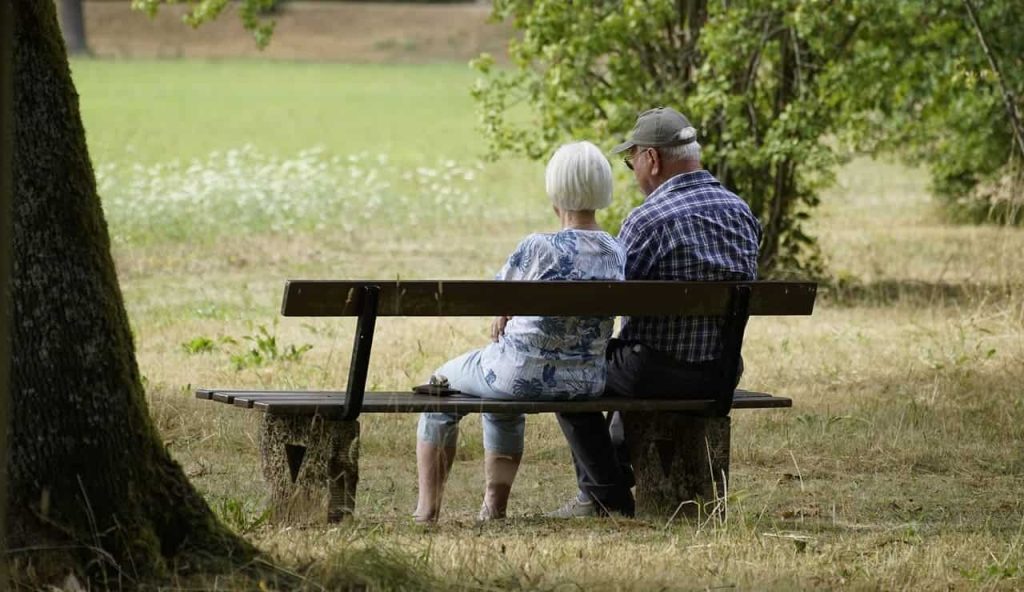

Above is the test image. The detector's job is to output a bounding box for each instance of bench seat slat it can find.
[197,388,790,415]
[196,389,341,405]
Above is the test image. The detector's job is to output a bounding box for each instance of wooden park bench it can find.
[197,280,816,522]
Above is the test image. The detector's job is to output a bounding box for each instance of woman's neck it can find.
[559,209,601,231]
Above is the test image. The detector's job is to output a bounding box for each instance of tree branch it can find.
[740,15,781,146]
[634,38,667,95]
[962,0,1024,158]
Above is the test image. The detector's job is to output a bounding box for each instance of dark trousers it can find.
[556,340,740,514]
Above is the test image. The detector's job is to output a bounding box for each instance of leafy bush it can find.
[864,1,1024,226]
[473,0,1024,277]
[473,0,872,276]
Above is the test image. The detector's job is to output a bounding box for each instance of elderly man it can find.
[549,107,762,518]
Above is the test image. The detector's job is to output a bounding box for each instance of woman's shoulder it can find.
[572,229,625,254]
[515,231,573,253]
[514,230,623,261]
[510,233,552,256]
[547,228,620,243]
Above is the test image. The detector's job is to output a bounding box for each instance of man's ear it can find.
[649,149,661,177]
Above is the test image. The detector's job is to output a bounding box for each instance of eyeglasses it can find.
[623,147,653,171]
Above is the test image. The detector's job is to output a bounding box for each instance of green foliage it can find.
[230,324,312,370]
[131,0,476,48]
[181,335,237,355]
[856,1,1024,225]
[473,0,873,275]
[131,0,278,48]
[213,496,271,534]
[474,0,1024,275]
[181,336,217,354]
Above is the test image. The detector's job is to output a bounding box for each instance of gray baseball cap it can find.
[611,107,697,154]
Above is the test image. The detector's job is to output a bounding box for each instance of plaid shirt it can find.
[617,170,761,363]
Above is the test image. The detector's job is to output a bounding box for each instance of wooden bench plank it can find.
[282,280,817,317]
[197,388,791,415]
[196,389,340,405]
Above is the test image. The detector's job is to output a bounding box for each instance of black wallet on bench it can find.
[412,384,461,396]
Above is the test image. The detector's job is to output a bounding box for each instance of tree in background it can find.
[473,0,1024,275]
[866,0,1023,225]
[57,0,89,55]
[474,0,870,275]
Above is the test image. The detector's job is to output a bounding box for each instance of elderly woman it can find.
[414,141,626,522]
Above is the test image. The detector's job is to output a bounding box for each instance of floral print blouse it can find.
[479,229,626,399]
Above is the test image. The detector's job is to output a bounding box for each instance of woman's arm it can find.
[491,235,540,340]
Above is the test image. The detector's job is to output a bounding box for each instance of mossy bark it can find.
[622,412,730,520]
[8,1,253,584]
[1,1,14,589]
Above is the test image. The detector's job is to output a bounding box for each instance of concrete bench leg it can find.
[260,413,360,524]
[621,412,730,521]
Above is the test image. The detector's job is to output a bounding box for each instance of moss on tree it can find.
[7,1,256,585]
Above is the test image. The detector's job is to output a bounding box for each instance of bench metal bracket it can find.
[341,285,380,421]
[714,285,751,417]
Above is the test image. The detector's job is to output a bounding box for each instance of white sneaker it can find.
[545,494,600,518]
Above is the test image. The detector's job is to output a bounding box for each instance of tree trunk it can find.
[1,1,15,588]
[8,1,253,585]
[757,26,800,272]
[57,0,89,56]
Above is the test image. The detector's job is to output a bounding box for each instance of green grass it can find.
[73,59,1024,590]
[74,59,546,246]
[73,60,487,163]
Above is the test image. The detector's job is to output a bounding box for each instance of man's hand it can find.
[491,315,511,342]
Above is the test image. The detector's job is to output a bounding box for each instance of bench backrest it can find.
[282,280,817,317]
[280,280,817,421]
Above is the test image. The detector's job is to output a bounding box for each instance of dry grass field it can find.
[131,157,1024,590]
[67,10,1024,589]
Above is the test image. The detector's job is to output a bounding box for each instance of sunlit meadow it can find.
[72,60,1024,590]
[96,146,486,243]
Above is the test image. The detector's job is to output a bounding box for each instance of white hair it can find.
[655,126,702,162]
[545,141,613,211]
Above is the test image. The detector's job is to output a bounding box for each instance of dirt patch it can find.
[83,1,513,63]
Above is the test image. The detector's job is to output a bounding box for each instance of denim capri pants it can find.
[416,348,525,456]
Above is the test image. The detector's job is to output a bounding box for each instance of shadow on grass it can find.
[746,354,1024,476]
[820,278,1019,308]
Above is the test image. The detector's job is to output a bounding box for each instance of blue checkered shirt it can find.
[617,170,762,363]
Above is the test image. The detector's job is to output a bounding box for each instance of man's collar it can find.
[646,170,718,204]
